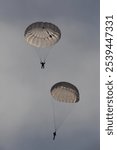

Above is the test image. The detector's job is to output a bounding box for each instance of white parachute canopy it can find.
[24,22,61,61]
[51,82,80,103]
[24,22,61,48]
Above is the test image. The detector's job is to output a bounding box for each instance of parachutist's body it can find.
[53,130,56,140]
[40,61,45,69]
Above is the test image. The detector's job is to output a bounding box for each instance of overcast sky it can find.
[0,0,99,150]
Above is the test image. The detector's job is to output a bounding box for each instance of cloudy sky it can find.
[0,0,99,150]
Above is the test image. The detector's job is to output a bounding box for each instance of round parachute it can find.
[24,22,61,48]
[51,82,80,103]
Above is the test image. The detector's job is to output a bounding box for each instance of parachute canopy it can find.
[51,82,80,103]
[24,22,61,48]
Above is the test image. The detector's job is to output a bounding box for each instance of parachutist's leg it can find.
[41,65,43,69]
[53,136,55,140]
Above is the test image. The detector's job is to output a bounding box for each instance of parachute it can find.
[24,22,61,48]
[51,82,80,103]
[50,82,80,131]
[24,22,61,65]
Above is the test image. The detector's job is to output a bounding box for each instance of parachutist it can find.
[53,130,56,140]
[40,61,45,69]
[24,22,61,64]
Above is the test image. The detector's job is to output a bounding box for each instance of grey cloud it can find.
[0,0,99,25]
[0,0,99,150]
